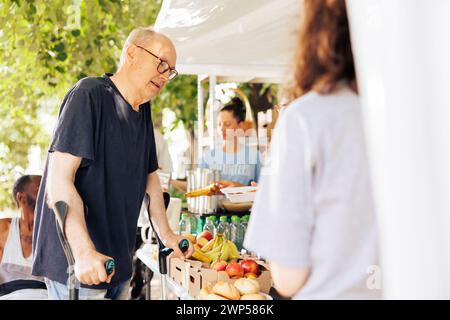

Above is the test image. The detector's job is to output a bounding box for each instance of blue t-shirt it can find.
[200,144,261,186]
[32,74,159,289]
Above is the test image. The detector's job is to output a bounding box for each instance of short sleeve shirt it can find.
[244,86,380,299]
[32,74,159,289]
[200,144,261,186]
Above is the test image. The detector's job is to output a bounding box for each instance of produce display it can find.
[190,233,240,264]
[173,230,271,300]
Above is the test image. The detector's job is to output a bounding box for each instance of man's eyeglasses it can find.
[134,44,178,80]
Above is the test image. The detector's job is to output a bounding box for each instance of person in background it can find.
[203,97,261,194]
[244,0,380,299]
[0,175,47,299]
[32,27,193,300]
[171,97,261,195]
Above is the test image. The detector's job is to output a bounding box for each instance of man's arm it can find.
[146,171,193,259]
[47,151,113,285]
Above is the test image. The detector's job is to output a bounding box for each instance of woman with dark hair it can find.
[244,0,380,299]
[200,97,261,194]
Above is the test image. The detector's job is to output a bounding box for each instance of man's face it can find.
[21,176,41,212]
[129,36,177,101]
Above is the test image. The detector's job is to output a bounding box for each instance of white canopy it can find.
[155,0,301,83]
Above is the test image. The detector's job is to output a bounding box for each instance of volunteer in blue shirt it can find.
[201,97,261,195]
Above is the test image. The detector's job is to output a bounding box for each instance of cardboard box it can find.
[169,257,203,287]
[169,257,272,299]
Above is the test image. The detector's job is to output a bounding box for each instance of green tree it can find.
[0,0,168,210]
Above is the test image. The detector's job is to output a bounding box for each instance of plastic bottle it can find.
[230,215,243,251]
[212,215,219,227]
[190,214,198,236]
[179,213,191,235]
[203,216,216,237]
[216,216,230,239]
[240,215,249,250]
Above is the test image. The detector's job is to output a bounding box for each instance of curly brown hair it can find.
[285,0,355,101]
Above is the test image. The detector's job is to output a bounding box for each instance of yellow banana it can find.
[214,235,224,249]
[192,247,213,264]
[227,240,240,259]
[208,249,222,263]
[201,238,216,252]
[218,241,230,262]
[204,244,222,259]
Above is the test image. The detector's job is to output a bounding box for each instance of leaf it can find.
[71,29,81,37]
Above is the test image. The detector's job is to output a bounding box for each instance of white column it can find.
[197,76,205,164]
[209,75,217,150]
[347,0,450,299]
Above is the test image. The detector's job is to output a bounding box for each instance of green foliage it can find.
[0,1,276,211]
[152,74,198,134]
[0,0,166,210]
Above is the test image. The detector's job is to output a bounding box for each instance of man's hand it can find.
[207,180,243,196]
[74,249,115,285]
[162,232,194,259]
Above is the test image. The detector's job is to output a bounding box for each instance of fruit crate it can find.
[168,257,203,288]
[169,257,272,299]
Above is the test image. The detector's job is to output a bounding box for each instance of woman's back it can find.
[245,85,380,299]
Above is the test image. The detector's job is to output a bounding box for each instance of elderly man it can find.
[32,27,193,300]
[0,175,47,299]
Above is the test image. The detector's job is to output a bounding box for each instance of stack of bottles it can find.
[196,214,251,252]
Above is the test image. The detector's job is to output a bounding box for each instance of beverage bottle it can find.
[190,214,198,236]
[216,216,230,239]
[203,216,216,237]
[230,215,243,250]
[179,213,191,235]
[240,215,249,250]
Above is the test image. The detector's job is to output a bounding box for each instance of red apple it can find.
[225,262,244,279]
[197,230,213,242]
[240,259,260,275]
[211,260,228,272]
[244,273,258,279]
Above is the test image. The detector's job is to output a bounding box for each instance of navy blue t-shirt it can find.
[32,74,159,289]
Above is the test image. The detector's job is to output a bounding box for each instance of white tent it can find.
[154,0,301,83]
[155,0,300,158]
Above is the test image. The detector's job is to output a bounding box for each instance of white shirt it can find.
[244,85,381,299]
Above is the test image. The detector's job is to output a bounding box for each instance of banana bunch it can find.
[191,247,212,264]
[223,240,240,261]
[201,234,225,262]
[191,234,241,264]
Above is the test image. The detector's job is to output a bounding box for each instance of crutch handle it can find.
[160,239,189,257]
[104,259,115,276]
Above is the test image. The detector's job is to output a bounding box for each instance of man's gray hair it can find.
[119,26,156,68]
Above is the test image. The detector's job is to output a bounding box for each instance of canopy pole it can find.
[197,76,204,166]
[209,75,217,150]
